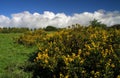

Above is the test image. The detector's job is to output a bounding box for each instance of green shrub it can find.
[44,26,58,31]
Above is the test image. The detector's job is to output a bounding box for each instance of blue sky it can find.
[0,0,120,28]
[0,0,120,16]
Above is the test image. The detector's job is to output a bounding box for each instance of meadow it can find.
[0,33,37,78]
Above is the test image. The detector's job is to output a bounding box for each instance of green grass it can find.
[0,33,37,77]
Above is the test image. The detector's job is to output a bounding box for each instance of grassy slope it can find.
[0,33,37,77]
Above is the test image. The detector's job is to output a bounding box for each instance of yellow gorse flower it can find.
[25,26,120,77]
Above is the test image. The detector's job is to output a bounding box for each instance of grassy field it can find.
[0,33,37,77]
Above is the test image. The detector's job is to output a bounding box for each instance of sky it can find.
[0,0,120,28]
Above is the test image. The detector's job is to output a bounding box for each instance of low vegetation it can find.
[0,20,120,78]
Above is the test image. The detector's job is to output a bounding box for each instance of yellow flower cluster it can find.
[62,52,84,66]
[35,52,49,62]
[20,25,120,77]
[17,29,46,46]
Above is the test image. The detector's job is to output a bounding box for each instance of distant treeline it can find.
[0,27,30,33]
[0,23,120,33]
[0,26,60,33]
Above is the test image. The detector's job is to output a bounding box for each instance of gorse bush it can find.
[18,25,120,78]
[17,29,47,46]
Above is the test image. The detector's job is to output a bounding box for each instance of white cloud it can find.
[0,10,120,28]
[0,15,10,28]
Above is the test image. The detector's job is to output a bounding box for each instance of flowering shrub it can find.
[17,29,46,46]
[21,26,120,78]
